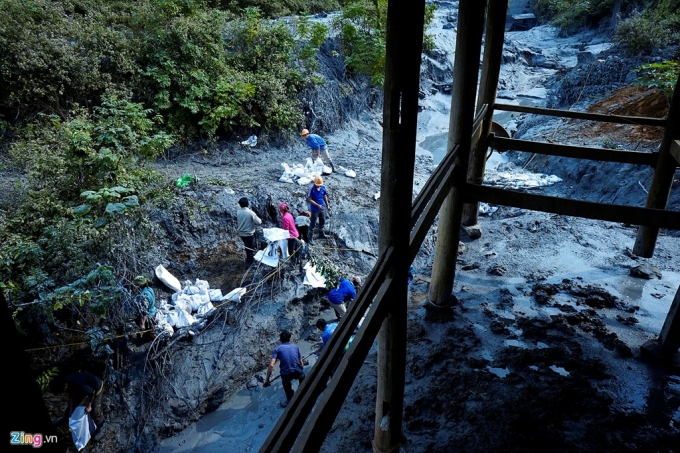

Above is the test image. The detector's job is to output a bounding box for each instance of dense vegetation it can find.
[0,0,417,362]
[0,0,335,360]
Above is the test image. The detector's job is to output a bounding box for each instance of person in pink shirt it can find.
[279,203,300,256]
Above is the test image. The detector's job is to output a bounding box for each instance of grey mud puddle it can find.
[156,339,319,453]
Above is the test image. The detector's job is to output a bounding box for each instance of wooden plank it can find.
[259,248,394,453]
[466,184,680,229]
[295,277,394,453]
[463,0,509,227]
[671,140,680,166]
[494,102,667,127]
[489,136,658,166]
[429,0,486,307]
[634,73,680,256]
[411,145,459,230]
[410,162,456,263]
[659,285,680,356]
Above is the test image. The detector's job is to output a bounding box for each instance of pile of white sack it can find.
[279,157,356,185]
[153,265,246,336]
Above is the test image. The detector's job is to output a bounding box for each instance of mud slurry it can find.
[322,278,679,452]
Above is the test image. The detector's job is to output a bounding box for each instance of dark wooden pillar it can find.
[374,0,425,450]
[659,285,680,356]
[462,0,509,227]
[633,73,680,257]
[428,0,487,306]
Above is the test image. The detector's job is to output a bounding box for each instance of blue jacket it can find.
[328,278,356,304]
[305,133,327,151]
[321,323,338,349]
[308,184,327,212]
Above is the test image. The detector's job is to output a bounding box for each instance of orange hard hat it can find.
[300,129,310,136]
[314,176,323,186]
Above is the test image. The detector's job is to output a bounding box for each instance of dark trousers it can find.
[281,370,305,402]
[287,238,299,257]
[240,235,255,263]
[309,210,325,238]
[297,225,309,243]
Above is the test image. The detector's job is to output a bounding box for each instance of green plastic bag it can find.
[175,174,192,188]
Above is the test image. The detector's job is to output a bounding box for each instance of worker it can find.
[279,203,300,257]
[316,318,338,351]
[307,176,330,243]
[134,275,157,339]
[264,331,305,407]
[295,209,311,244]
[300,129,335,172]
[327,276,360,319]
[53,371,104,427]
[237,197,262,264]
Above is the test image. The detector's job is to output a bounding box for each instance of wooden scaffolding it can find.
[260,0,680,451]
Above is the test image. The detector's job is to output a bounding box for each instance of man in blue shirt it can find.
[316,318,338,350]
[264,331,305,407]
[301,129,335,172]
[307,175,331,243]
[327,276,360,319]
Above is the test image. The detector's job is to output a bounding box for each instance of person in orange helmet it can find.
[306,175,330,243]
[301,129,335,172]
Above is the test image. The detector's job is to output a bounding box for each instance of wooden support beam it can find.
[671,140,680,166]
[259,249,394,453]
[634,73,680,257]
[462,0,509,226]
[489,136,659,166]
[428,0,487,307]
[494,102,667,127]
[374,0,425,449]
[465,184,680,229]
[659,285,680,356]
[295,276,395,453]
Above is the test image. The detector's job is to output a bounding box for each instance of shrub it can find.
[334,0,436,86]
[614,7,680,54]
[2,98,172,305]
[633,60,679,99]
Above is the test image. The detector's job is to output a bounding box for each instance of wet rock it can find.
[442,23,455,30]
[615,315,639,326]
[532,283,558,304]
[462,224,482,239]
[564,283,618,308]
[458,241,467,255]
[461,262,480,271]
[489,320,510,334]
[629,263,662,280]
[623,247,639,260]
[487,265,506,276]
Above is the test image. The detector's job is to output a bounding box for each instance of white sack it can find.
[263,227,292,242]
[303,262,327,288]
[224,287,246,302]
[155,265,182,293]
[195,279,210,291]
[208,289,223,302]
[69,406,96,451]
[197,301,215,317]
[255,243,279,267]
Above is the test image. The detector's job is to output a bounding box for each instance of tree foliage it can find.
[0,0,328,138]
[334,0,437,86]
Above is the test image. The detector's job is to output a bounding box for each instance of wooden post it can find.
[633,73,680,257]
[462,0,509,226]
[659,285,680,356]
[428,0,487,307]
[374,0,425,451]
